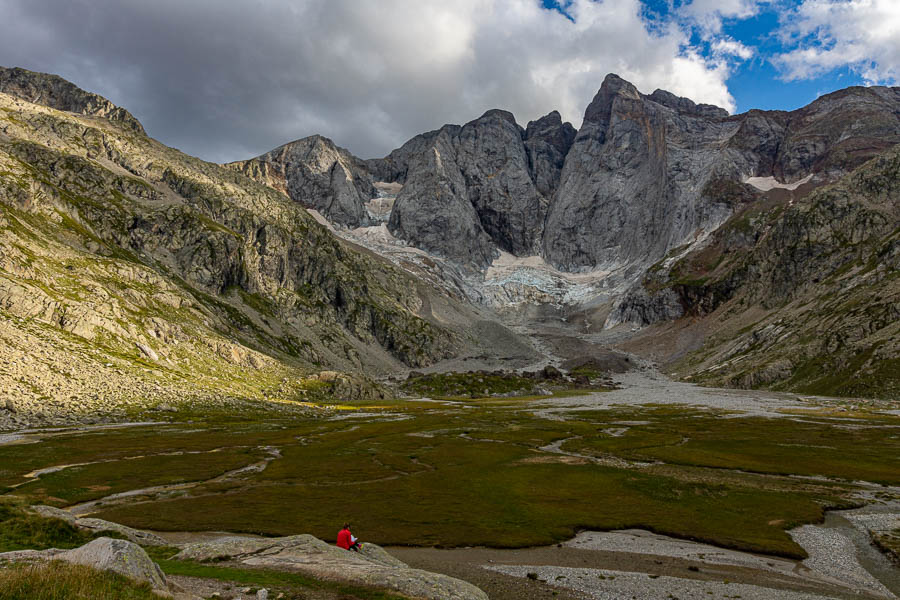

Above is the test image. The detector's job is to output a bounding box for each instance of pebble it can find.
[486,565,836,599]
[789,525,893,598]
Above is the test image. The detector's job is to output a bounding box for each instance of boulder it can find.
[175,535,488,600]
[60,537,168,592]
[30,505,168,546]
[135,342,159,361]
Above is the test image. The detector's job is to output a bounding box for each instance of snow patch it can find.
[744,174,813,191]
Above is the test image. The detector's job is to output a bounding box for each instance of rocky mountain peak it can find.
[476,108,519,127]
[227,133,375,228]
[525,110,563,136]
[237,71,900,281]
[0,66,145,134]
[583,73,641,124]
[524,110,577,198]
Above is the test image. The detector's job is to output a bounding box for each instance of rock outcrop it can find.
[0,537,170,594]
[30,505,168,547]
[0,66,145,134]
[227,135,376,228]
[387,109,557,267]
[62,537,169,592]
[388,128,497,268]
[175,535,489,600]
[524,110,577,198]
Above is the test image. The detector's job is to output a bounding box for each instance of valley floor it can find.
[1,367,898,599]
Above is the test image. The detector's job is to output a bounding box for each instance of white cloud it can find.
[775,0,900,84]
[711,38,755,60]
[682,0,762,35]
[0,0,738,161]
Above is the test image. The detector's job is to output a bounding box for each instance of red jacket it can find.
[336,528,352,550]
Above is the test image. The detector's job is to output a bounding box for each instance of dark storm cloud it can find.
[0,0,737,163]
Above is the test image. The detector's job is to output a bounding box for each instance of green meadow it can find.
[2,387,898,560]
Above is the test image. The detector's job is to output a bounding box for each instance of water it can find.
[823,508,900,597]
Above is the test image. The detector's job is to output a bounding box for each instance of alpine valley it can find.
[1,66,900,600]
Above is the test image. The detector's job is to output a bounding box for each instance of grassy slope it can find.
[642,147,900,399]
[0,88,459,413]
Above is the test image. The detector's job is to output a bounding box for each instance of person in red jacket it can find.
[336,523,361,551]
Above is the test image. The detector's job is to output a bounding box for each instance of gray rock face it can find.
[387,109,563,267]
[388,129,497,268]
[771,85,900,182]
[544,74,739,271]
[524,110,577,198]
[455,109,548,256]
[61,537,168,592]
[617,146,900,397]
[606,286,684,328]
[228,135,375,228]
[0,66,145,134]
[366,129,445,184]
[175,535,488,600]
[543,74,900,273]
[233,73,900,279]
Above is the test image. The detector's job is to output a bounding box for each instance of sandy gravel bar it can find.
[532,368,815,419]
[486,564,838,599]
[790,525,895,599]
[565,530,798,575]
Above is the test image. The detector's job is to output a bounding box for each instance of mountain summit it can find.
[238,73,900,278]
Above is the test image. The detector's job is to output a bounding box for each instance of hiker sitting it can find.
[337,522,361,551]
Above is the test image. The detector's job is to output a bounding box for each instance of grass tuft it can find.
[0,561,158,600]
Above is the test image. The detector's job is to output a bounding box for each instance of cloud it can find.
[682,0,762,35]
[711,38,755,60]
[0,0,737,162]
[774,0,900,84]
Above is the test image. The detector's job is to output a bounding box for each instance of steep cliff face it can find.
[772,86,900,182]
[542,75,900,275]
[387,129,497,268]
[544,75,737,271]
[228,135,376,228]
[239,74,899,280]
[384,109,570,267]
[0,70,468,417]
[524,110,576,199]
[613,147,900,399]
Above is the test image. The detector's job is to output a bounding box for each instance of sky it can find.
[0,0,898,163]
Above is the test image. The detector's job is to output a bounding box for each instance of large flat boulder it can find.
[61,537,168,592]
[30,505,168,546]
[176,535,488,600]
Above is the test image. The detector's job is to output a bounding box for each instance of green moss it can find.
[14,406,882,558]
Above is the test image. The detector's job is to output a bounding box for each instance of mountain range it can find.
[0,65,897,427]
